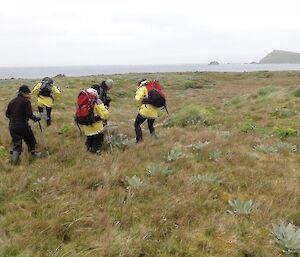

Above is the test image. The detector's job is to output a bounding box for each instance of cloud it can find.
[1,0,300,66]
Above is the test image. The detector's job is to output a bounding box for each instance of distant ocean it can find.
[1,63,300,79]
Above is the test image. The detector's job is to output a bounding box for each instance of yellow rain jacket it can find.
[135,85,158,119]
[32,82,61,108]
[82,103,109,136]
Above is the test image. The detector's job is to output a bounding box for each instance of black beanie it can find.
[18,85,31,94]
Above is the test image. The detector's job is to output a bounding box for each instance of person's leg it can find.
[38,106,44,116]
[134,114,146,143]
[86,136,93,152]
[9,125,23,165]
[9,126,22,154]
[147,118,156,136]
[91,133,102,154]
[99,132,104,150]
[46,107,52,126]
[22,125,37,155]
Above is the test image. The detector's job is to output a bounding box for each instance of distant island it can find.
[260,50,300,64]
[208,61,219,65]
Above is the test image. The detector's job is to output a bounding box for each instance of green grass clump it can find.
[0,145,8,159]
[166,104,215,127]
[57,124,73,135]
[273,127,299,139]
[256,86,278,96]
[271,108,296,118]
[240,121,257,133]
[291,86,300,97]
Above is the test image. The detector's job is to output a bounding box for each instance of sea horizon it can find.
[1,63,300,79]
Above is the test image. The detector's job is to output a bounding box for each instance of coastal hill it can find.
[260,49,300,64]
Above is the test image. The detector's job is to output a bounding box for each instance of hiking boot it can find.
[11,150,21,165]
[30,151,42,158]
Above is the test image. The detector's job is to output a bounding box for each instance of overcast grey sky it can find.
[1,0,300,67]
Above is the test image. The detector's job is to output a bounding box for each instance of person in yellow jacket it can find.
[32,77,61,126]
[134,79,158,143]
[83,88,109,154]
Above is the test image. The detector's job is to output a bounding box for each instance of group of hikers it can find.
[5,77,167,165]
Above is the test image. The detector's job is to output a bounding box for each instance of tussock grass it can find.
[0,71,299,256]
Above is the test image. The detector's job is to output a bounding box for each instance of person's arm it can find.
[135,86,146,107]
[5,104,10,118]
[52,85,61,100]
[24,100,40,122]
[32,83,41,99]
[95,103,109,121]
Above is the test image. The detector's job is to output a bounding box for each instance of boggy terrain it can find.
[0,71,300,257]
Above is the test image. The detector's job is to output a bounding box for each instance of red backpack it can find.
[75,90,97,125]
[143,80,167,109]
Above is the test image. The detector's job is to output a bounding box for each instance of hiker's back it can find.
[144,80,166,108]
[39,80,53,97]
[75,90,97,125]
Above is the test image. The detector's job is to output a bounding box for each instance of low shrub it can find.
[57,124,73,135]
[166,104,215,127]
[124,175,143,190]
[240,121,257,133]
[227,199,255,216]
[189,174,222,185]
[271,222,300,254]
[146,164,175,176]
[256,86,278,96]
[111,134,131,150]
[271,108,296,118]
[291,86,300,97]
[164,149,185,162]
[273,127,299,139]
[186,141,210,151]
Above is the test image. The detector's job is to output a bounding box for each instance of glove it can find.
[35,116,41,122]
[94,115,102,122]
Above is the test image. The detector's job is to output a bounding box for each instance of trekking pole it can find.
[76,121,82,135]
[105,122,113,152]
[38,120,43,132]
[37,120,49,154]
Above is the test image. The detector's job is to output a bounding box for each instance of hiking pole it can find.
[37,120,49,154]
[105,122,113,152]
[38,120,43,132]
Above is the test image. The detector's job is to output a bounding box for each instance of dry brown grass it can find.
[0,71,299,256]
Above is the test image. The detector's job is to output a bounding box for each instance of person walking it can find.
[32,77,61,126]
[5,85,41,165]
[81,88,109,154]
[134,79,159,143]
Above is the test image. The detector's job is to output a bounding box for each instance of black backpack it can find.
[39,79,53,97]
[142,80,167,110]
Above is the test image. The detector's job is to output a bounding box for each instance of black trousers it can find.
[134,114,155,143]
[38,106,52,126]
[86,132,104,153]
[9,124,37,154]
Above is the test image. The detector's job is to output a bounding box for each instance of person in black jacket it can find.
[91,79,113,108]
[5,85,41,164]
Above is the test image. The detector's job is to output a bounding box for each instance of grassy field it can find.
[0,71,300,257]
